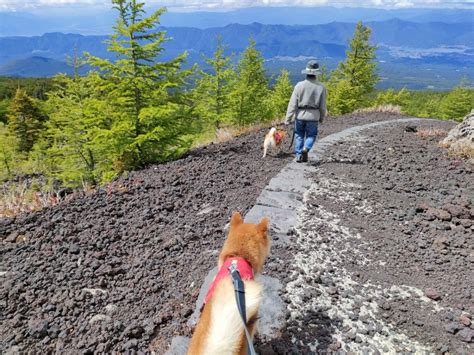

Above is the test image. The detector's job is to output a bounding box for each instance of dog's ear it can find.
[230,212,243,227]
[258,217,269,234]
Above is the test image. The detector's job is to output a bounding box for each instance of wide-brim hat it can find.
[302,60,322,75]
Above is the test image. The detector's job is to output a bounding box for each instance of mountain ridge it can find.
[1,6,473,36]
[0,20,472,89]
[0,19,471,64]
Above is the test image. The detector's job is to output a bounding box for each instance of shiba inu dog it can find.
[188,212,271,355]
[262,127,286,158]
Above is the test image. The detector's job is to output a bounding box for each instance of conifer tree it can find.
[0,123,18,179]
[269,69,293,118]
[231,38,271,126]
[423,98,440,118]
[193,36,236,129]
[328,21,378,115]
[372,88,409,107]
[7,88,44,152]
[37,74,110,186]
[438,83,474,121]
[319,65,330,84]
[86,0,195,169]
[0,100,9,124]
[327,79,359,116]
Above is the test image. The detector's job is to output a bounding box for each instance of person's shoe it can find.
[296,155,303,163]
[302,148,308,162]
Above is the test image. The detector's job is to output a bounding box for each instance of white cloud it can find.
[0,0,106,11]
[167,0,469,8]
[394,0,415,8]
[368,0,417,8]
[0,0,470,11]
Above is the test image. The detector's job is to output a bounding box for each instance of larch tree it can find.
[372,88,409,107]
[231,38,271,126]
[193,36,237,129]
[438,82,474,121]
[328,21,379,115]
[36,73,111,186]
[0,123,18,179]
[86,0,196,171]
[7,88,45,152]
[269,69,293,119]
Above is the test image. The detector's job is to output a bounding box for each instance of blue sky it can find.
[0,0,472,11]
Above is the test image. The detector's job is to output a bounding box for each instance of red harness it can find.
[274,131,283,144]
[203,257,254,306]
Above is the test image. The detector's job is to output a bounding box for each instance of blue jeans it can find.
[294,119,318,157]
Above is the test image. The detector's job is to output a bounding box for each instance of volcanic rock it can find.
[441,110,474,152]
[28,319,49,338]
[459,314,471,327]
[425,288,441,301]
[457,328,474,343]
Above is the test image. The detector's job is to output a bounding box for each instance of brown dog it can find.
[188,212,271,355]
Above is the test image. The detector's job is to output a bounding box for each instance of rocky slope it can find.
[1,113,472,354]
[262,120,473,354]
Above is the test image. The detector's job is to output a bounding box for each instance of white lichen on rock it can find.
[441,109,474,159]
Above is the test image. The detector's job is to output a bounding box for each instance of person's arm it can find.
[319,86,327,123]
[284,86,298,125]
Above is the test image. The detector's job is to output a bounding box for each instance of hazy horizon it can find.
[1,0,472,12]
[0,0,472,89]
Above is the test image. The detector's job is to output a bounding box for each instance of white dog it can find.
[262,127,286,158]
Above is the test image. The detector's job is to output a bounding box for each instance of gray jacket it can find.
[285,78,327,123]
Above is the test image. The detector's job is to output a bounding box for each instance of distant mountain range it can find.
[0,20,472,63]
[0,56,91,77]
[0,19,472,89]
[0,6,473,36]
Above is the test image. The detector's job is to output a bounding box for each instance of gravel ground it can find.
[2,113,470,354]
[258,119,473,354]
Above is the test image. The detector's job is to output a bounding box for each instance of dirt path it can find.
[261,119,473,354]
[1,113,471,354]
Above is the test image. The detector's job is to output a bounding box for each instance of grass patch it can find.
[0,180,62,218]
[355,105,402,114]
[444,143,474,160]
[193,119,284,147]
[416,128,447,139]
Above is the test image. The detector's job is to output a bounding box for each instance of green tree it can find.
[35,74,111,186]
[328,21,379,115]
[231,38,271,126]
[86,0,196,171]
[423,98,442,118]
[327,79,359,116]
[438,83,474,121]
[372,88,409,107]
[7,88,45,152]
[401,90,444,118]
[0,123,19,179]
[0,77,54,101]
[319,65,330,84]
[269,69,293,118]
[193,36,236,129]
[0,99,9,124]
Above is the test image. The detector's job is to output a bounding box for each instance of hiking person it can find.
[284,60,327,163]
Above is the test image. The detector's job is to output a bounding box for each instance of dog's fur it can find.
[188,212,271,355]
[262,127,286,158]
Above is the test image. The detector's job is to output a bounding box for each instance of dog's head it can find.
[218,212,270,274]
